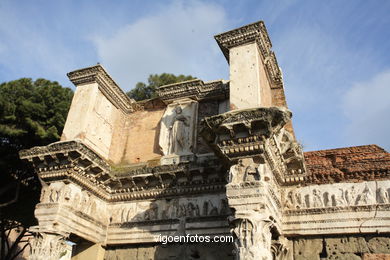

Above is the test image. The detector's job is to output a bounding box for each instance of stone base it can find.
[160,154,195,165]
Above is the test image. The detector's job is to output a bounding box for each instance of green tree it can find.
[0,78,73,260]
[127,73,195,101]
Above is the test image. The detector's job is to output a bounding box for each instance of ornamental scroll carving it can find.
[159,99,198,156]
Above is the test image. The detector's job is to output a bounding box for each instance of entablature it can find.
[200,107,307,185]
[19,141,227,202]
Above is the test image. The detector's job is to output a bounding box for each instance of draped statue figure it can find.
[159,100,197,157]
[168,106,190,154]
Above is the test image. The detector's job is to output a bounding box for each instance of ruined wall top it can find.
[215,20,283,90]
[214,21,271,62]
[157,79,229,103]
[67,64,136,114]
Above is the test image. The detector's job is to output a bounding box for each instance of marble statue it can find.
[159,99,198,157]
[168,106,190,154]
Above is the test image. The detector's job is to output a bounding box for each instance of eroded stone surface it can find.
[293,236,390,260]
[105,243,235,260]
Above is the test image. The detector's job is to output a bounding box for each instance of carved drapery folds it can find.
[159,99,198,164]
[29,232,67,260]
[200,107,306,184]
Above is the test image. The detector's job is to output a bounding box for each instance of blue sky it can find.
[1,0,389,152]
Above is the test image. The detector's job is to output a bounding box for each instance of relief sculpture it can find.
[356,185,375,205]
[159,99,198,156]
[167,106,190,154]
[228,158,262,184]
[112,197,230,223]
[345,186,357,205]
[377,188,389,203]
[283,182,390,210]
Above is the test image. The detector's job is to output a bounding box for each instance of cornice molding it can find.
[200,107,307,184]
[214,21,271,60]
[67,65,135,113]
[157,79,229,103]
[20,141,226,202]
[214,20,283,88]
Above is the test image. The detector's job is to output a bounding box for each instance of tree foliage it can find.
[0,78,73,260]
[126,73,195,101]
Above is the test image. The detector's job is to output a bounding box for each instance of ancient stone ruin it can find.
[20,21,390,260]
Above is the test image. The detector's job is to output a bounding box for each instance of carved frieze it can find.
[283,180,390,212]
[110,194,230,224]
[38,182,108,223]
[282,180,390,236]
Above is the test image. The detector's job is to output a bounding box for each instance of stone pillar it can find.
[29,232,68,260]
[199,107,303,259]
[215,21,276,110]
[226,159,275,260]
[228,42,273,110]
[64,64,134,159]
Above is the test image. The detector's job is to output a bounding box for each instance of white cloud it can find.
[343,70,390,151]
[91,1,229,91]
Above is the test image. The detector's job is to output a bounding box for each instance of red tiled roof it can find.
[304,145,390,184]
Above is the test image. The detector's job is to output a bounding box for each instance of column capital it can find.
[29,232,68,260]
